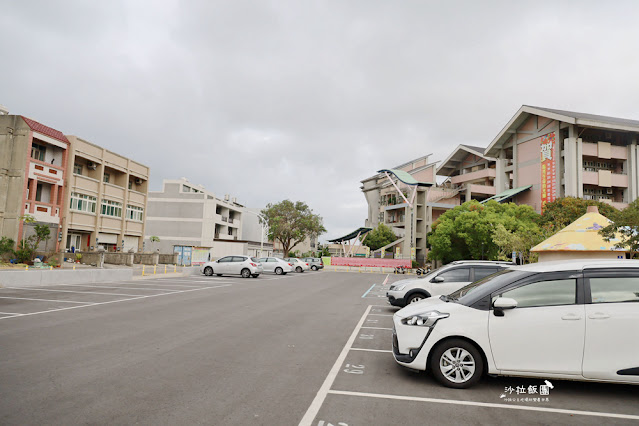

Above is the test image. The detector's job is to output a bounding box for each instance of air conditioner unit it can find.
[584,195,594,200]
[87,161,97,170]
[607,188,613,194]
[135,178,142,185]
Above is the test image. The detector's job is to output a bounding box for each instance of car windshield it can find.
[446,269,526,304]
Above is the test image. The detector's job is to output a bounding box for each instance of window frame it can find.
[433,266,471,283]
[100,199,123,218]
[490,271,585,310]
[70,192,97,214]
[126,204,144,222]
[583,268,639,304]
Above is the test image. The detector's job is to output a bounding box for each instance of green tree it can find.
[427,201,541,264]
[14,216,52,262]
[539,197,619,232]
[599,199,639,256]
[261,200,326,256]
[362,223,397,251]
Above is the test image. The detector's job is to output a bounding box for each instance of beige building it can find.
[62,136,149,252]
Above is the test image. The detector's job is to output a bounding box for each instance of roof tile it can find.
[21,116,69,144]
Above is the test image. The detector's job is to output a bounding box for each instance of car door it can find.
[229,256,247,275]
[488,273,585,375]
[266,258,278,273]
[430,267,471,295]
[215,256,233,273]
[258,258,270,272]
[582,269,639,383]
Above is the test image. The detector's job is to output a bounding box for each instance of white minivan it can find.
[393,259,639,388]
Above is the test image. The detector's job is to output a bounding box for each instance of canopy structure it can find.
[480,185,532,204]
[328,227,372,257]
[377,169,433,208]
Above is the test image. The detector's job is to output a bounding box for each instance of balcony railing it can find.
[221,216,228,222]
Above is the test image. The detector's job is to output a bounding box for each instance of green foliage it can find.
[75,252,83,260]
[599,199,639,255]
[150,236,160,242]
[362,223,397,251]
[47,257,59,268]
[14,240,35,263]
[539,197,619,232]
[317,244,330,257]
[0,237,15,261]
[411,260,419,268]
[427,201,542,264]
[261,200,326,256]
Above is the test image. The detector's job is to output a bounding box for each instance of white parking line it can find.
[350,348,392,353]
[360,326,393,330]
[0,296,92,304]
[0,284,231,320]
[3,287,148,297]
[382,274,389,285]
[51,283,185,291]
[368,313,393,317]
[0,311,22,315]
[98,281,205,288]
[299,305,372,426]
[326,390,639,421]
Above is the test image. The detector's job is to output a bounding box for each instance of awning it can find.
[377,169,433,187]
[480,185,532,204]
[328,227,373,243]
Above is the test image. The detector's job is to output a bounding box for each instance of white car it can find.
[284,258,310,273]
[392,259,639,388]
[258,257,294,275]
[200,255,263,278]
[387,261,512,307]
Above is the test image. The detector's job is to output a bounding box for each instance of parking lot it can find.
[1,272,638,425]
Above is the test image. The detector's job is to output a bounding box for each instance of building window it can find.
[70,192,97,213]
[103,173,110,183]
[101,199,122,217]
[74,163,83,175]
[128,180,132,190]
[126,205,144,222]
[31,143,46,161]
[183,185,191,192]
[228,227,233,235]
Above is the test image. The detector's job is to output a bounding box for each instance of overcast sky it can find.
[2,1,639,241]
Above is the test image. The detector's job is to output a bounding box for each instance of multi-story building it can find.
[437,144,496,203]
[485,105,639,212]
[0,115,70,252]
[361,106,639,261]
[360,154,460,262]
[144,178,244,264]
[62,136,149,252]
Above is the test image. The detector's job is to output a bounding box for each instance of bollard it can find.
[73,264,76,271]
[153,264,157,275]
[142,265,145,276]
[164,265,167,274]
[25,265,28,271]
[174,264,177,273]
[50,266,53,271]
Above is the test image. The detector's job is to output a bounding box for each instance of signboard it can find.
[330,257,411,268]
[540,132,557,208]
[395,247,401,258]
[365,246,370,257]
[191,247,210,266]
[411,247,416,260]
[381,248,385,259]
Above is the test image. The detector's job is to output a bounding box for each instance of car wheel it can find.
[241,268,251,278]
[204,266,213,276]
[430,339,484,389]
[407,293,427,304]
[296,266,302,273]
[275,267,283,275]
[311,265,318,271]
[216,274,223,277]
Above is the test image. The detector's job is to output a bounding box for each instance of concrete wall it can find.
[0,268,132,288]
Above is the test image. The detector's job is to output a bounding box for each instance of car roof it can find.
[449,260,514,265]
[508,259,639,273]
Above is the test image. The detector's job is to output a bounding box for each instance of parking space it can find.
[301,275,639,426]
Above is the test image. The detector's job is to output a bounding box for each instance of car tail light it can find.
[250,263,257,267]
[306,263,309,266]
[288,263,293,267]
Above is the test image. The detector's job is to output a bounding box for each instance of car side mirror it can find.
[493,297,517,316]
[432,276,444,283]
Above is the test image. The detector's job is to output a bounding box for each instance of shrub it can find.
[411,260,419,268]
[14,240,35,264]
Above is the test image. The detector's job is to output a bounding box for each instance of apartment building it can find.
[0,115,70,252]
[485,105,639,212]
[63,136,149,252]
[144,178,244,265]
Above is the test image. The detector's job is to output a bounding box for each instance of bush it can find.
[47,258,59,268]
[14,240,35,264]
[75,252,83,260]
[0,236,15,262]
[411,260,419,268]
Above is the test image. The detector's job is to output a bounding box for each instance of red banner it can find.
[540,132,557,208]
[330,257,411,268]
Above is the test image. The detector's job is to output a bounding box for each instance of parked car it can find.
[392,259,639,388]
[387,261,512,307]
[284,258,310,273]
[258,257,294,275]
[200,255,263,278]
[302,257,324,271]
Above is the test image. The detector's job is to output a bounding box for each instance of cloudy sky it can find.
[2,1,639,241]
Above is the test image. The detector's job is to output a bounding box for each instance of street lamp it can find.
[245,210,268,258]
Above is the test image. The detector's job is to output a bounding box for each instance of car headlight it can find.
[401,310,449,327]
[390,284,406,291]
